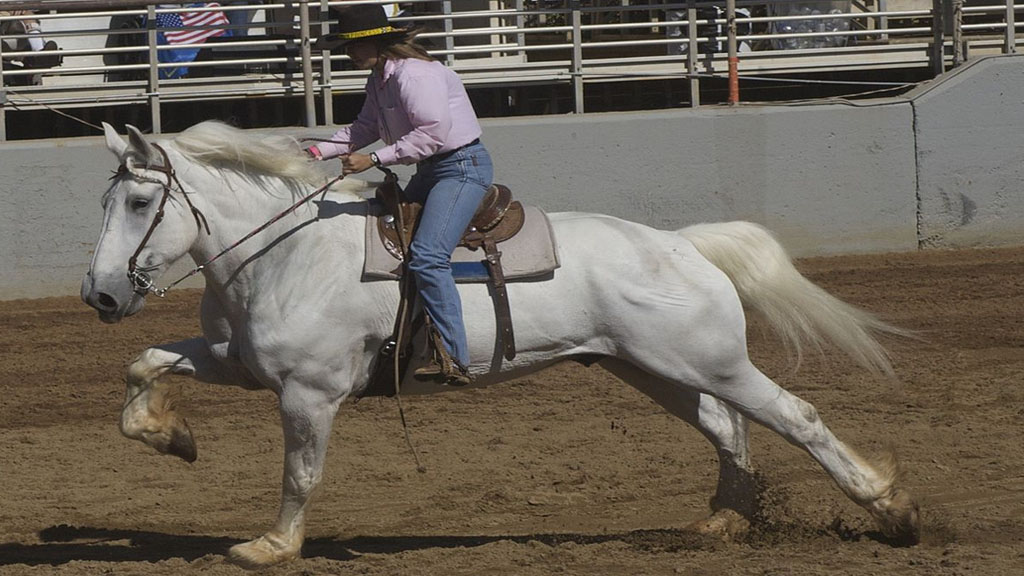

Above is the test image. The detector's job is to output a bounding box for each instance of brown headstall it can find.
[121,143,209,296]
[115,142,344,298]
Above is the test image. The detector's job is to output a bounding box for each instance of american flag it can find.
[156,3,230,45]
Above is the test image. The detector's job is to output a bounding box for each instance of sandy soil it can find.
[2,247,1024,575]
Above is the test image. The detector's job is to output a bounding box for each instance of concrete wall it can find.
[909,55,1024,248]
[484,103,917,254]
[1,54,1022,300]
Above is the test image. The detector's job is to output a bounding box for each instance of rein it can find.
[119,141,427,471]
[122,143,343,297]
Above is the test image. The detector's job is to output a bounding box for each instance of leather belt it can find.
[419,138,480,165]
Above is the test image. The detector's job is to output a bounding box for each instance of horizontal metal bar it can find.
[2,0,1019,129]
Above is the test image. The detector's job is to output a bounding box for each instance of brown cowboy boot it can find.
[413,325,473,386]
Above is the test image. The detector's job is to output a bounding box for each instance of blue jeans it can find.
[404,141,493,367]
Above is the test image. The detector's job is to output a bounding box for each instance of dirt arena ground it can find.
[2,246,1024,575]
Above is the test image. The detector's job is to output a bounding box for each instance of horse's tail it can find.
[677,221,910,376]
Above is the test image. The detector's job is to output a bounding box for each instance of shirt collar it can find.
[377,58,401,85]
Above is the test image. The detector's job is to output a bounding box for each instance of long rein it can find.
[124,143,426,470]
[125,143,348,298]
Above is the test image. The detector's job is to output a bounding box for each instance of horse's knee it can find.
[128,347,191,386]
[127,348,162,384]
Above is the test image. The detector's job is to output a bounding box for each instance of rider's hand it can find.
[341,153,374,175]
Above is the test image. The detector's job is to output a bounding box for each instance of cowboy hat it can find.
[313,4,407,50]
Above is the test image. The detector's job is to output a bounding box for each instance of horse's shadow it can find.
[0,523,893,566]
[0,525,711,566]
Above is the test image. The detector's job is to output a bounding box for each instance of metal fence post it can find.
[0,89,6,143]
[147,4,161,134]
[931,0,945,75]
[319,0,333,125]
[726,0,738,104]
[687,1,699,107]
[1005,0,1017,54]
[951,0,963,66]
[442,1,455,67]
[0,24,6,142]
[515,0,526,55]
[570,0,583,113]
[878,0,889,42]
[299,0,315,127]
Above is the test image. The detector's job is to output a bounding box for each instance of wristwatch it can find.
[370,152,383,168]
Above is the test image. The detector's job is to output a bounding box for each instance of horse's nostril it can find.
[97,292,118,310]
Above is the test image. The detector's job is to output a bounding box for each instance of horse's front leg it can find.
[121,337,243,462]
[229,385,343,569]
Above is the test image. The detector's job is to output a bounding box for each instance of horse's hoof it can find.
[167,419,197,463]
[228,534,300,570]
[685,509,750,541]
[121,410,197,462]
[872,487,921,546]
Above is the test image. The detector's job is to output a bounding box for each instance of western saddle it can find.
[364,170,524,398]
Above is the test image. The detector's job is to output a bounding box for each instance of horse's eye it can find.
[130,198,150,210]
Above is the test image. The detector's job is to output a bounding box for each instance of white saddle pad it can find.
[362,203,560,282]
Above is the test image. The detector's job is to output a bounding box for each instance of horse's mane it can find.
[169,121,316,184]
[170,121,366,196]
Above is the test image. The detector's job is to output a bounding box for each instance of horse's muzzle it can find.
[81,271,145,323]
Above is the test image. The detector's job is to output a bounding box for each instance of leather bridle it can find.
[117,143,209,296]
[113,142,346,298]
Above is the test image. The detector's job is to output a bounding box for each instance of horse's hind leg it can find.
[700,361,920,543]
[122,337,246,462]
[602,359,756,538]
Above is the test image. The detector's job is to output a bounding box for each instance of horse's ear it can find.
[103,122,129,158]
[125,124,161,168]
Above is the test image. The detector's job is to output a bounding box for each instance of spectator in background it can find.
[153,3,231,79]
[665,5,750,56]
[224,1,263,36]
[104,11,147,82]
[0,10,61,70]
[103,3,236,82]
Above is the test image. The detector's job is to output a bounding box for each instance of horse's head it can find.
[82,123,204,323]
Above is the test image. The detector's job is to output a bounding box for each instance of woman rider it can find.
[307,5,493,386]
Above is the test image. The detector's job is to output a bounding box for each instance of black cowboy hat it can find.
[313,5,407,50]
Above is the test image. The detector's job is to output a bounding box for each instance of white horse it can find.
[82,121,919,569]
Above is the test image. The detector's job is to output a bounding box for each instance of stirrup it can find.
[413,324,474,386]
[413,359,472,386]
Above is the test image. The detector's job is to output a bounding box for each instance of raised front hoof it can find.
[122,414,198,462]
[166,420,198,462]
[145,417,197,463]
[684,509,750,541]
[872,487,921,546]
[228,535,300,570]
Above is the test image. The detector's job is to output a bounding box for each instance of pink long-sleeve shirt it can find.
[315,57,482,166]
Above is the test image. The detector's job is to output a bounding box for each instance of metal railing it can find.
[1,1,1021,140]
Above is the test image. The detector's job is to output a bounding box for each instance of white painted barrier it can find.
[1,54,1021,300]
